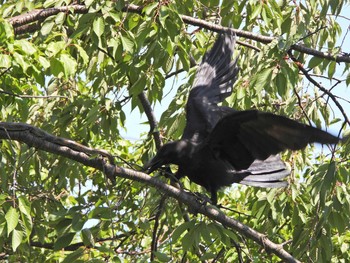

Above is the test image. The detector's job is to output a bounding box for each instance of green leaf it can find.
[5,206,19,236]
[177,45,190,72]
[0,54,11,68]
[13,53,29,72]
[60,54,77,77]
[50,58,64,77]
[153,251,171,262]
[172,221,195,242]
[15,39,37,55]
[129,74,146,96]
[54,232,75,250]
[221,227,239,243]
[281,16,293,34]
[328,61,336,79]
[275,73,287,96]
[346,72,350,86]
[75,45,89,65]
[120,34,134,53]
[251,68,273,91]
[46,41,66,57]
[55,12,66,25]
[71,213,85,231]
[38,56,50,69]
[81,228,94,246]
[18,196,32,240]
[93,16,105,37]
[70,23,90,40]
[320,162,336,204]
[249,4,262,20]
[43,0,56,8]
[11,228,23,251]
[199,224,212,245]
[61,248,85,263]
[0,20,14,40]
[308,56,323,69]
[319,234,332,261]
[109,11,121,23]
[143,2,158,16]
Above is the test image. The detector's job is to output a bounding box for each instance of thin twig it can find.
[288,51,350,127]
[297,26,327,43]
[138,91,162,150]
[150,195,166,261]
[293,87,312,126]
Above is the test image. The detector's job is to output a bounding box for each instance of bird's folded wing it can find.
[208,110,340,170]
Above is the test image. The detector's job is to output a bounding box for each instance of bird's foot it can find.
[193,192,213,206]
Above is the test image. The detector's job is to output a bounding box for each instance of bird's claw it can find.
[193,192,213,206]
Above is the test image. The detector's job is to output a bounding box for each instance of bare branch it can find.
[8,5,88,29]
[0,122,114,168]
[0,90,68,99]
[287,51,350,127]
[0,122,300,263]
[138,91,162,149]
[150,195,166,261]
[290,43,349,63]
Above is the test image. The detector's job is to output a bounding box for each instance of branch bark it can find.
[0,122,300,263]
[287,51,350,127]
[7,4,350,63]
[138,91,162,150]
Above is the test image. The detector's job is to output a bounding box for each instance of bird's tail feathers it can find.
[232,155,289,188]
[239,180,288,188]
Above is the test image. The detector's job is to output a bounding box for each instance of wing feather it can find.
[208,110,340,170]
[182,32,239,142]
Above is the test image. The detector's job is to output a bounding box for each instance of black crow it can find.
[144,32,340,204]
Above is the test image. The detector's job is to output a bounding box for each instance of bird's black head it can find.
[144,140,194,173]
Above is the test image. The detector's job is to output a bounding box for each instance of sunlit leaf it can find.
[11,228,23,251]
[120,34,134,53]
[5,207,19,236]
[93,16,105,37]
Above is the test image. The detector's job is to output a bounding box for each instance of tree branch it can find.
[0,122,300,263]
[7,4,350,63]
[0,90,68,99]
[287,51,350,127]
[8,4,88,29]
[138,91,162,149]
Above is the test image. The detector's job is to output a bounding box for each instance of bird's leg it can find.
[210,189,218,206]
[192,191,213,205]
[170,173,184,191]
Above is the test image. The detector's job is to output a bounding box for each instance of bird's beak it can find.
[143,157,164,174]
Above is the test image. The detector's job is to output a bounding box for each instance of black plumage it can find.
[144,32,340,204]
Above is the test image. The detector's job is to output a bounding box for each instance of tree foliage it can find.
[0,0,350,262]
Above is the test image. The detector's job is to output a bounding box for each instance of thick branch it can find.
[7,4,350,63]
[0,122,300,263]
[0,122,114,169]
[8,5,88,28]
[122,4,350,63]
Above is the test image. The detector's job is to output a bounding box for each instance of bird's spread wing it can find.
[208,110,340,170]
[182,32,239,142]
